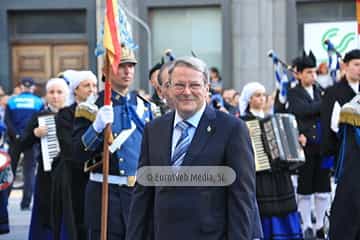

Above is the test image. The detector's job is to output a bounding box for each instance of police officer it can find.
[72,45,152,240]
[287,51,330,239]
[5,77,44,210]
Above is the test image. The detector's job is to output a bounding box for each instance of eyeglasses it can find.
[172,82,203,92]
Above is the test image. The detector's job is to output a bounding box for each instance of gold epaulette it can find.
[339,94,360,127]
[339,111,360,127]
[75,102,98,122]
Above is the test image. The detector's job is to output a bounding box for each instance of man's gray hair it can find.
[168,56,209,84]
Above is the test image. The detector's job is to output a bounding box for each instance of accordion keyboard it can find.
[245,119,271,172]
[38,115,60,171]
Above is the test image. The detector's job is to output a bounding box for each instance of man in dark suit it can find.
[126,56,259,240]
[287,51,330,239]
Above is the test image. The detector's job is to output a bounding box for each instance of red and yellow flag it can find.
[104,0,122,74]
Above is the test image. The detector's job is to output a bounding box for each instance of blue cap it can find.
[20,77,35,88]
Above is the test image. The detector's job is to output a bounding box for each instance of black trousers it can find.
[71,166,88,240]
[84,181,133,240]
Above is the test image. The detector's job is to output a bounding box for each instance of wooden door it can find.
[12,44,89,94]
[53,44,89,74]
[12,45,52,86]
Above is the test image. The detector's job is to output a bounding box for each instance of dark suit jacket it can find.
[320,78,357,157]
[126,106,258,240]
[287,84,323,154]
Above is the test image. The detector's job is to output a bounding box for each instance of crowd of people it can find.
[0,45,359,240]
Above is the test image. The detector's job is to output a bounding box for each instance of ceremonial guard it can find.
[329,94,360,239]
[321,49,360,162]
[72,46,152,240]
[287,51,330,239]
[320,49,360,239]
[240,82,302,240]
[21,78,70,240]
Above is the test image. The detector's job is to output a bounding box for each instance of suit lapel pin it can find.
[207,125,211,133]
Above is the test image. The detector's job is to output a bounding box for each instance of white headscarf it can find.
[63,70,97,104]
[46,78,69,95]
[46,78,70,111]
[239,82,266,116]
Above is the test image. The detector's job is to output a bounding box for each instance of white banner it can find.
[304,21,357,64]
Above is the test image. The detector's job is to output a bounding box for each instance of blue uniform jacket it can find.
[73,90,152,181]
[5,92,44,140]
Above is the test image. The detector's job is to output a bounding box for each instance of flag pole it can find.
[101,52,112,240]
[98,0,123,236]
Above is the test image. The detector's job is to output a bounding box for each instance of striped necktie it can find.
[171,121,192,166]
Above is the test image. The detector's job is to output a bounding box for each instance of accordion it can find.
[245,113,305,172]
[38,114,60,172]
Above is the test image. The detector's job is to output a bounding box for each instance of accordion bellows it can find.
[245,114,305,172]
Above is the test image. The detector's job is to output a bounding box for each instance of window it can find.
[150,7,222,72]
[9,10,86,36]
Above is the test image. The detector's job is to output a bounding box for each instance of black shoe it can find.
[304,227,314,239]
[316,227,325,239]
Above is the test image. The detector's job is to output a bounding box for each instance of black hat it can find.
[294,50,317,72]
[149,62,163,80]
[343,49,360,63]
[291,57,301,68]
[20,77,35,88]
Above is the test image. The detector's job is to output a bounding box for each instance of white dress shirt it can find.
[349,81,359,94]
[304,86,314,100]
[171,102,206,158]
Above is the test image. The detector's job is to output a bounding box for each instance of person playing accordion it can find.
[240,82,303,240]
[21,78,70,239]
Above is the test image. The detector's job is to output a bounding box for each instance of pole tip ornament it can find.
[267,49,275,58]
[164,49,176,61]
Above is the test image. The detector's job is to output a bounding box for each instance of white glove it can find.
[92,105,114,133]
